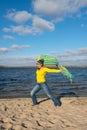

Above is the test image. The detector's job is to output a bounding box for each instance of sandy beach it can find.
[0,97,87,130]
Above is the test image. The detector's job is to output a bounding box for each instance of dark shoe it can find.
[54,101,61,107]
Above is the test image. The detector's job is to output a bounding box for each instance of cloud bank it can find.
[0,48,87,66]
[3,9,55,35]
[50,48,87,66]
[33,0,87,21]
[3,0,87,35]
[1,0,87,67]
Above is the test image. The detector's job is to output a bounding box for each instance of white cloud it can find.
[32,16,55,32]
[50,48,87,66]
[0,56,37,66]
[11,25,33,35]
[3,8,55,35]
[0,44,30,54]
[3,27,11,32]
[0,48,9,53]
[0,48,87,66]
[78,48,87,55]
[3,25,33,35]
[33,0,87,21]
[2,0,87,36]
[3,17,55,35]
[51,48,87,57]
[11,44,30,50]
[5,10,32,23]
[3,35,15,40]
[65,48,87,56]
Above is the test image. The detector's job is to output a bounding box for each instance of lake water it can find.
[0,68,87,98]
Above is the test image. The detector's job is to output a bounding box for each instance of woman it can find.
[31,59,62,106]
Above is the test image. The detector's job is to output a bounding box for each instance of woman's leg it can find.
[41,83,61,106]
[30,84,41,105]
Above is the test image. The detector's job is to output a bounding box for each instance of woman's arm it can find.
[45,67,62,73]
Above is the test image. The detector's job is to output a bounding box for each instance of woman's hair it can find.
[37,59,44,66]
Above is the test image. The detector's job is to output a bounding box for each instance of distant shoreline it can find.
[0,65,87,68]
[0,66,36,69]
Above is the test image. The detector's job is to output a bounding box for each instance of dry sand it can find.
[0,97,87,130]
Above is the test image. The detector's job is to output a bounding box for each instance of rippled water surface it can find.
[0,68,87,98]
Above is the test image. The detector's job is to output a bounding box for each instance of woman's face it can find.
[36,62,42,69]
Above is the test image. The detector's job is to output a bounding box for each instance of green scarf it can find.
[38,55,73,83]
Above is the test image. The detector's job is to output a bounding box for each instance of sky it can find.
[0,0,87,66]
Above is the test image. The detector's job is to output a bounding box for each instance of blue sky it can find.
[0,0,87,66]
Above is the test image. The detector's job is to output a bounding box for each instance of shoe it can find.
[54,101,61,107]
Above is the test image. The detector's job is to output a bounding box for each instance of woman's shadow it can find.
[38,92,78,106]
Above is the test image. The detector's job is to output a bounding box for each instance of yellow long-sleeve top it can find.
[36,67,61,83]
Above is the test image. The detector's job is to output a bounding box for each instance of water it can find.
[0,68,87,98]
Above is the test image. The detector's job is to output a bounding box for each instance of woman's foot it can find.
[54,101,61,107]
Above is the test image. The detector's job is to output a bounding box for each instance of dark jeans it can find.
[30,82,60,106]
